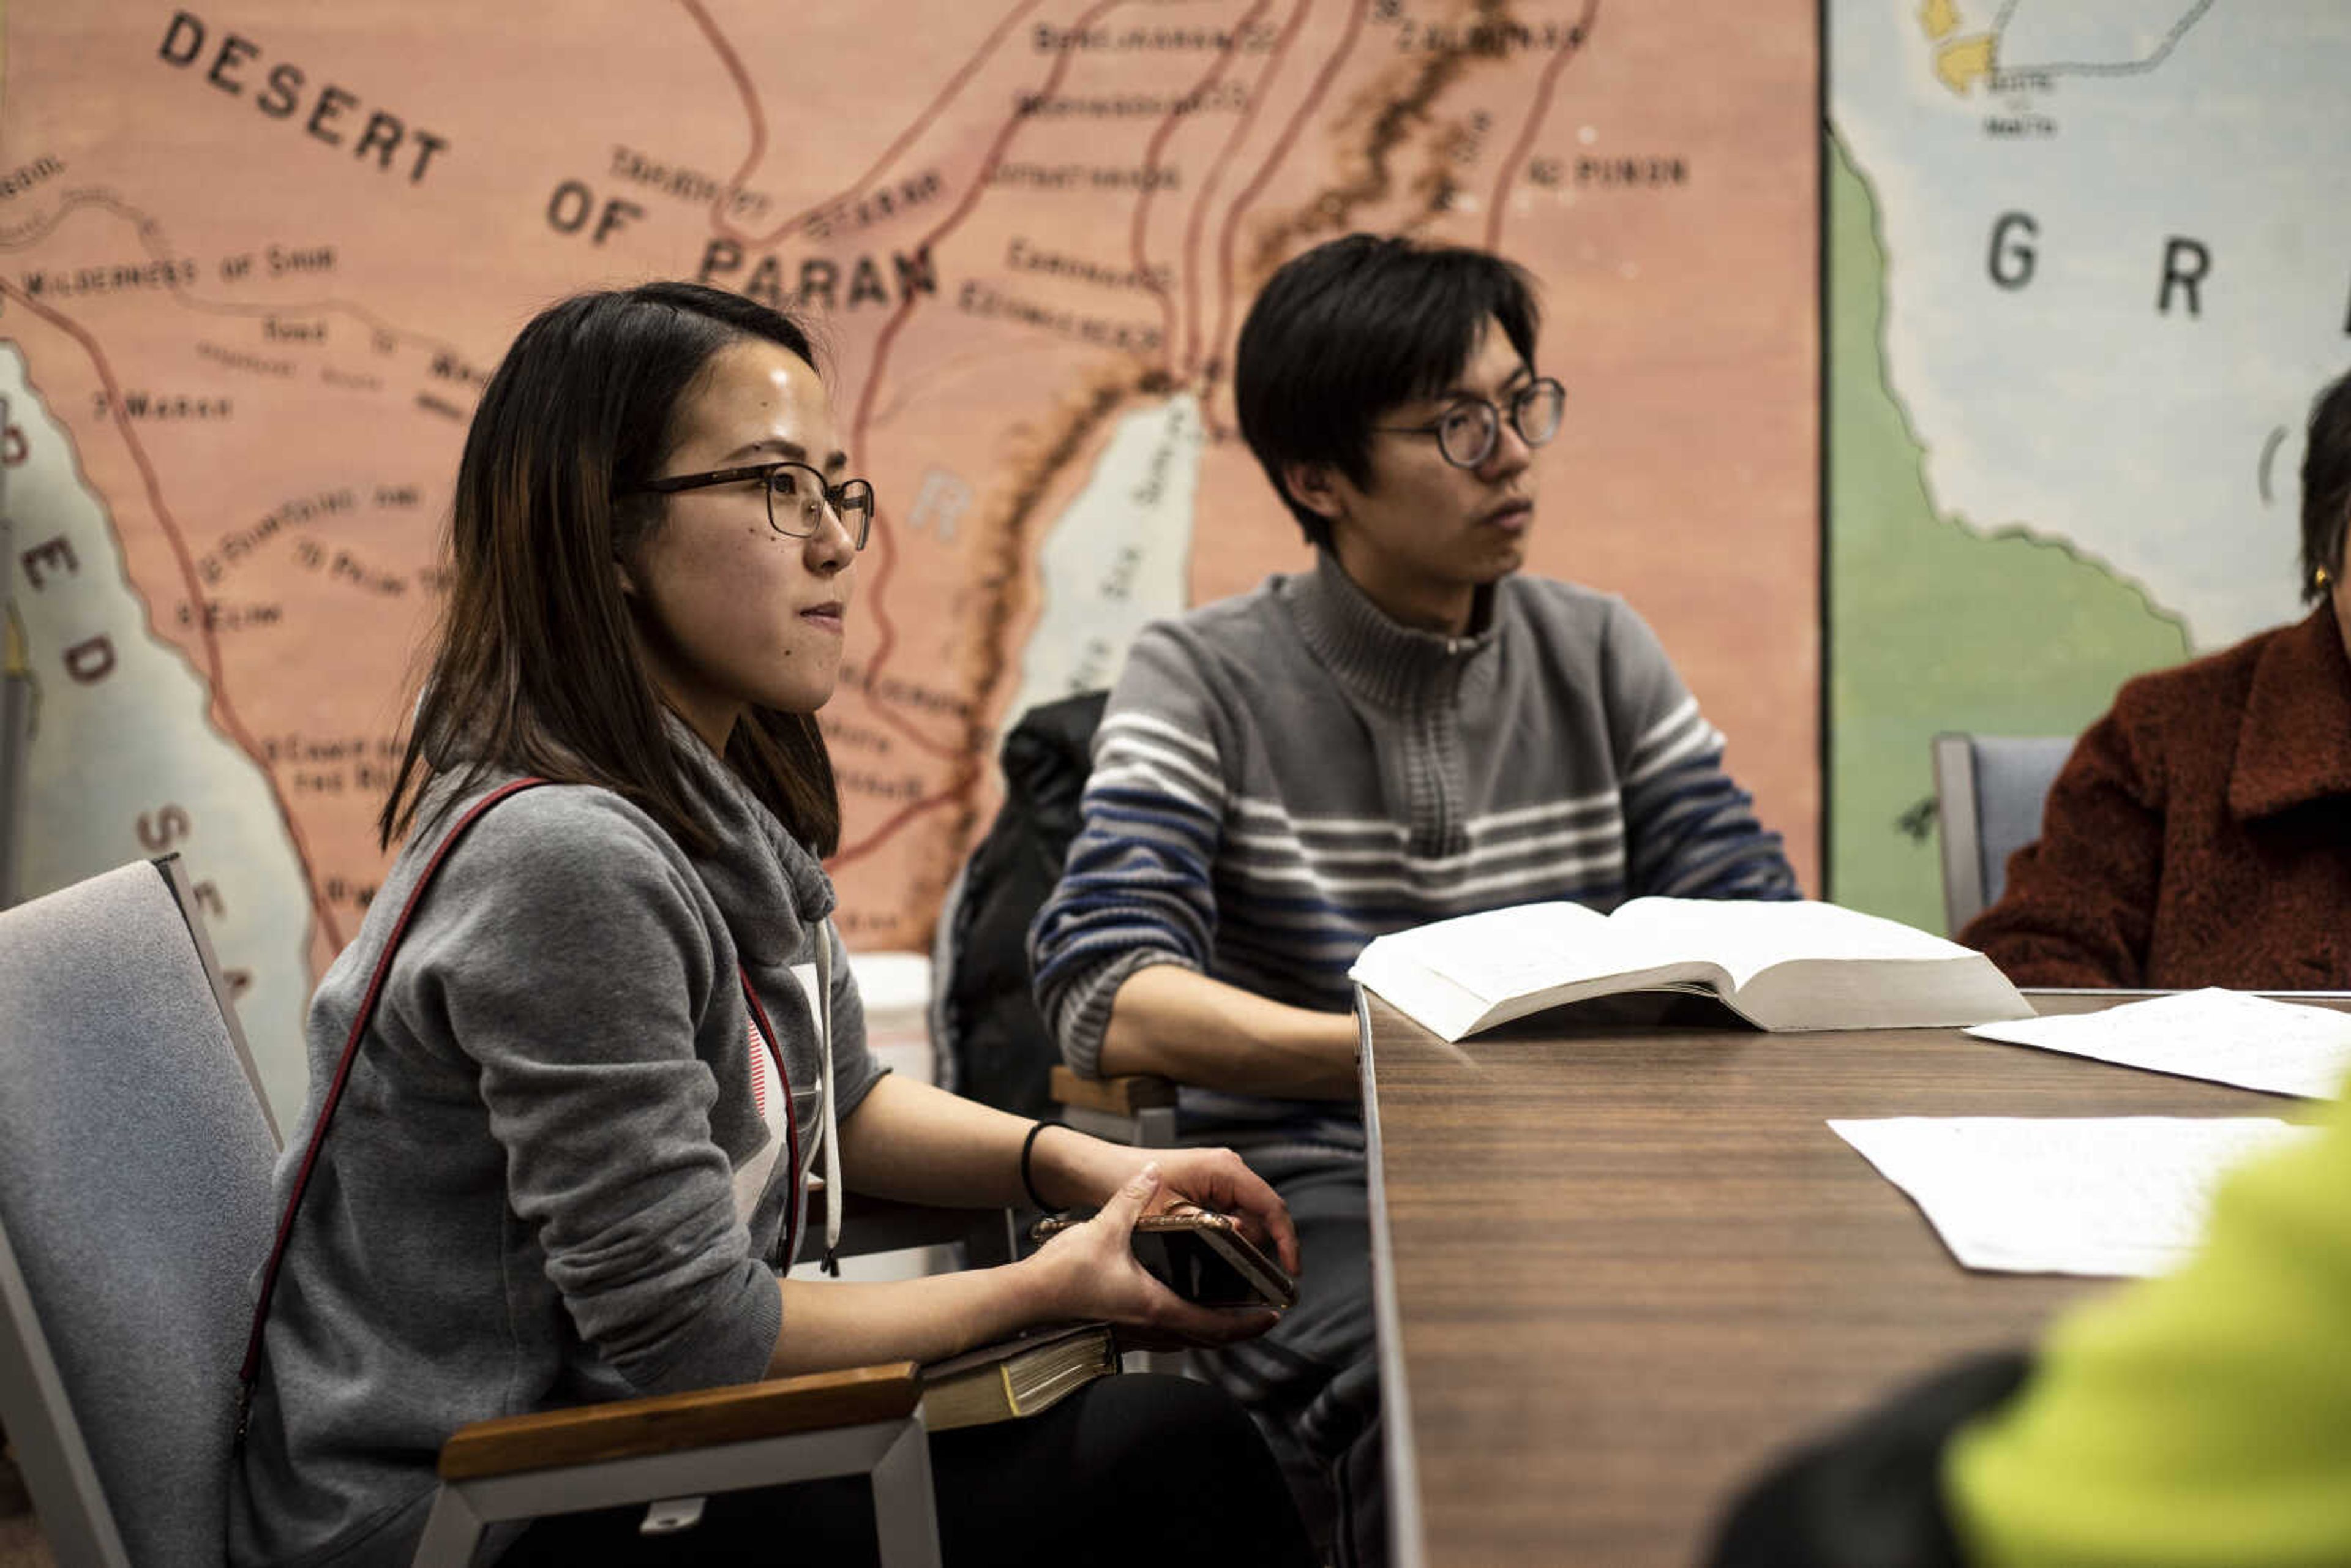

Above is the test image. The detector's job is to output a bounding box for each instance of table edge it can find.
[2023,986,2351,999]
[1359,987,1427,1568]
[1353,981,2349,1564]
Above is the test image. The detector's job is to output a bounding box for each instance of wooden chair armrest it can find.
[1049,1065,1179,1116]
[437,1362,920,1481]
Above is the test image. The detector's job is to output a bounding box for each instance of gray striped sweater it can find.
[1029,552,1797,1139]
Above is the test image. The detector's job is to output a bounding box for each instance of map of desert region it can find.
[1,2,1818,1122]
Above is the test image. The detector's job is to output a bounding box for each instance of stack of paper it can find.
[1829,1116,2317,1276]
[1965,989,2351,1099]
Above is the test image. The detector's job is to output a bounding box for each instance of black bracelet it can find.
[1019,1120,1057,1212]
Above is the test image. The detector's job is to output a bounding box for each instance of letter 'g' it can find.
[1989,212,2038,290]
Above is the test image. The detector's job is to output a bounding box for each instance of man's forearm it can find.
[1097,962,1358,1099]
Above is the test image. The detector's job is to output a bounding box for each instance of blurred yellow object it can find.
[1948,1078,2351,1565]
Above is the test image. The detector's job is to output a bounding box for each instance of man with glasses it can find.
[1028,233,1798,1565]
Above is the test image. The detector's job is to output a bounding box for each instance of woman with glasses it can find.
[229,281,1313,1567]
[1027,232,1799,1567]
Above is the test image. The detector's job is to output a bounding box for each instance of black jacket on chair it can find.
[932,689,1108,1122]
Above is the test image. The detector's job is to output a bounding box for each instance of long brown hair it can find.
[381,282,842,855]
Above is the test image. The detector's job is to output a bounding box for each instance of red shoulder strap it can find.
[738,974,805,1270]
[235,779,550,1427]
[234,777,809,1439]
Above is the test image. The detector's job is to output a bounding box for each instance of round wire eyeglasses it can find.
[1374,377,1567,469]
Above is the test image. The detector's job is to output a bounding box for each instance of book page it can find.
[1966,989,2351,1100]
[1828,1116,2315,1276]
[1611,898,1971,989]
[1355,901,1633,1002]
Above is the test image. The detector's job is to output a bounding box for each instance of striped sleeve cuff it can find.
[1046,947,1201,1081]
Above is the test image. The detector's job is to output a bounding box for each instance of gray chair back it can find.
[1930,733,2078,935]
[0,858,279,1567]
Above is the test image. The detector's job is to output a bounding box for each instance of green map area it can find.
[1828,132,2186,931]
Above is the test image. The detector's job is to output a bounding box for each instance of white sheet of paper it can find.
[1828,1116,2316,1276]
[1965,989,2351,1100]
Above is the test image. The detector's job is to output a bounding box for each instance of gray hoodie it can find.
[230,722,882,1567]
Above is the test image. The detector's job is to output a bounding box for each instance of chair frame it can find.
[0,1200,129,1566]
[152,856,280,1147]
[0,857,951,1566]
[842,1192,1020,1269]
[1932,732,2079,937]
[0,393,26,913]
[415,1366,938,1567]
[1930,733,1989,937]
[1050,1066,1178,1147]
[0,856,257,1567]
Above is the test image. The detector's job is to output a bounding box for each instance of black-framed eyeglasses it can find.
[632,460,875,550]
[1373,377,1566,469]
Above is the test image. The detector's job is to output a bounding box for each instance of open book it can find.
[919,1322,1117,1432]
[1348,898,2033,1041]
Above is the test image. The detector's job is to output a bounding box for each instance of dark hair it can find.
[2302,366,2351,604]
[1234,233,1540,551]
[380,281,842,855]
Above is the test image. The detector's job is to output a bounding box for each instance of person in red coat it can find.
[1964,367,2351,989]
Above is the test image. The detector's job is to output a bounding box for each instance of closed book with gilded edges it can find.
[918,1321,1119,1432]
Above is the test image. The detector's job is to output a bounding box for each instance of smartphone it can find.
[1032,1209,1299,1310]
[1128,1214,1298,1310]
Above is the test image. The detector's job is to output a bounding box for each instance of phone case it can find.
[1033,1209,1298,1310]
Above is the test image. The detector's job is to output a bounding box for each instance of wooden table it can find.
[1357,991,2327,1568]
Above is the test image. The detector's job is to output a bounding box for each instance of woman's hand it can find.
[1024,1164,1281,1346]
[1140,1147,1302,1277]
[1033,1128,1302,1278]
